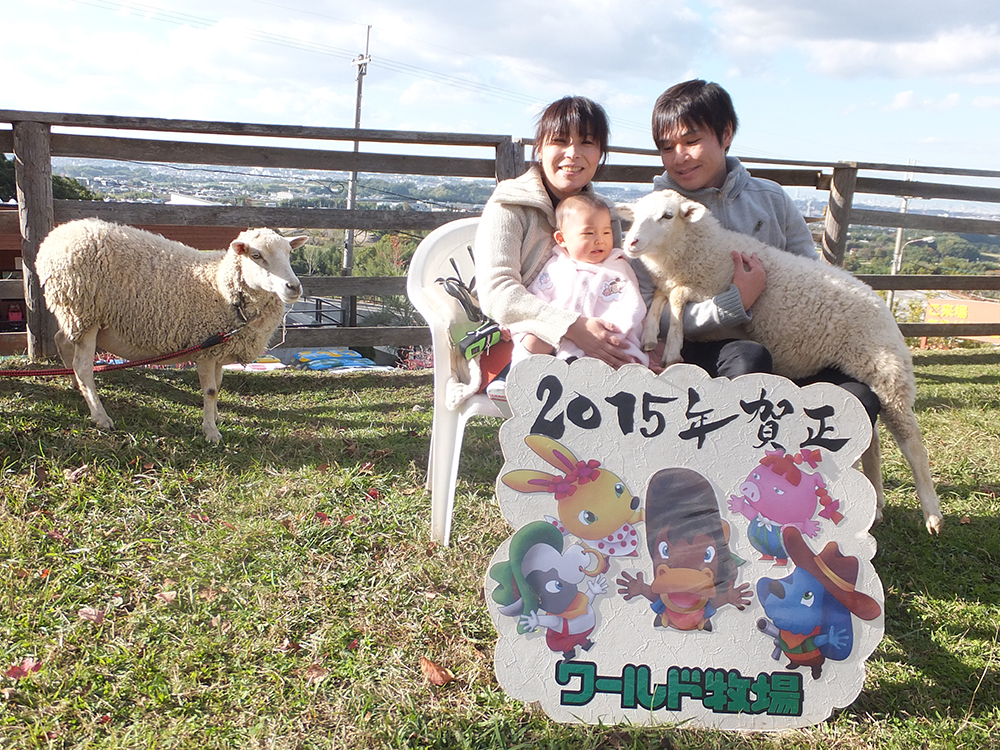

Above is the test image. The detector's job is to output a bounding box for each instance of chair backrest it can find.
[406,217,482,383]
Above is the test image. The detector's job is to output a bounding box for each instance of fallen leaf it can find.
[5,657,41,680]
[304,664,329,684]
[189,513,211,523]
[960,515,971,525]
[46,530,70,545]
[420,656,455,687]
[348,639,359,650]
[78,607,106,624]
[314,512,331,525]
[317,463,330,474]
[359,461,375,474]
[278,638,301,654]
[98,715,112,725]
[364,488,380,501]
[198,588,218,602]
[341,514,355,525]
[155,591,177,605]
[210,615,231,633]
[64,464,90,482]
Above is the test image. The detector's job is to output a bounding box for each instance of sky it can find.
[4,0,1000,175]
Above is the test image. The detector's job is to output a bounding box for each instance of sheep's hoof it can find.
[925,514,944,535]
[204,429,222,444]
[94,416,114,431]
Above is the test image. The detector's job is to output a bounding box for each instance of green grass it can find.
[1,349,999,749]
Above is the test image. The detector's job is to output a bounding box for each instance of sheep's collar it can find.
[233,290,251,323]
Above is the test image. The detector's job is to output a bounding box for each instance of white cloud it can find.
[886,91,961,111]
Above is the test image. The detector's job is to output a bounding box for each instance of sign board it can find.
[485,356,884,731]
[925,296,1000,344]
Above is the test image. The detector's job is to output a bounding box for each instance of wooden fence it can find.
[3,109,1000,360]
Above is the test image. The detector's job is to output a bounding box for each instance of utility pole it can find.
[342,25,371,327]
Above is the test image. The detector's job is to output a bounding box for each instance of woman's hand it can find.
[732,250,766,311]
[564,316,634,368]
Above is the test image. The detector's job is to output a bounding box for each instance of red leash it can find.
[0,329,239,378]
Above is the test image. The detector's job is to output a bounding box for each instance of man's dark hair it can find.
[533,96,611,166]
[651,79,739,151]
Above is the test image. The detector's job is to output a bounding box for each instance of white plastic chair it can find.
[406,217,510,545]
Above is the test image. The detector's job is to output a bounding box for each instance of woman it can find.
[474,96,634,369]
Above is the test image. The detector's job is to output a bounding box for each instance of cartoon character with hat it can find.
[489,520,608,661]
[617,467,752,632]
[756,526,882,679]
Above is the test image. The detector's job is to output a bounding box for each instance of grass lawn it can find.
[1,348,998,749]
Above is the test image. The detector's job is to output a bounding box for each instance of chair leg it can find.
[429,406,470,546]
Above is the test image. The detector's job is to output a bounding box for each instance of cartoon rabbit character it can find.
[490,521,608,661]
[756,526,881,679]
[502,434,644,561]
[728,448,843,565]
[617,467,752,632]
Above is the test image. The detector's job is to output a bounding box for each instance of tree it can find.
[1,155,102,201]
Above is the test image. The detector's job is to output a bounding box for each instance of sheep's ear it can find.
[679,201,706,222]
[230,240,249,255]
[614,203,634,222]
[288,235,309,250]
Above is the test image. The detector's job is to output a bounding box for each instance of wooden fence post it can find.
[495,137,526,182]
[13,120,56,360]
[822,161,858,267]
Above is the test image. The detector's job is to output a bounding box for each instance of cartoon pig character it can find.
[728,449,843,565]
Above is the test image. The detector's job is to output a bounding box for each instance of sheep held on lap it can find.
[618,189,943,535]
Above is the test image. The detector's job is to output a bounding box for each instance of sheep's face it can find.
[618,190,706,260]
[231,229,306,303]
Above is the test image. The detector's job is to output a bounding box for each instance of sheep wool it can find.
[36,218,306,442]
[619,189,943,535]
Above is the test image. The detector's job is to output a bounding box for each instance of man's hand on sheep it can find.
[732,251,766,310]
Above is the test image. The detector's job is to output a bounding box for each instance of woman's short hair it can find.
[533,96,611,165]
[651,79,739,151]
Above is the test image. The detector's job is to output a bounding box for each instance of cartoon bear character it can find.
[617,467,751,632]
[756,526,882,679]
[490,521,608,661]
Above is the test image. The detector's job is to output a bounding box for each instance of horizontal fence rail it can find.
[3,110,1000,358]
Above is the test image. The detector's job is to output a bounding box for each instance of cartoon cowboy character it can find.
[756,526,882,679]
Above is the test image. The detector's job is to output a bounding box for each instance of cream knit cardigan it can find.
[474,166,619,348]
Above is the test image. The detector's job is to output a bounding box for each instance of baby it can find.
[511,192,649,367]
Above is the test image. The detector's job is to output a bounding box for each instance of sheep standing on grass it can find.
[36,218,306,442]
[618,189,943,535]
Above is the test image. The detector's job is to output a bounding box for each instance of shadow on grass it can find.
[0,368,440,476]
[861,504,1000,722]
